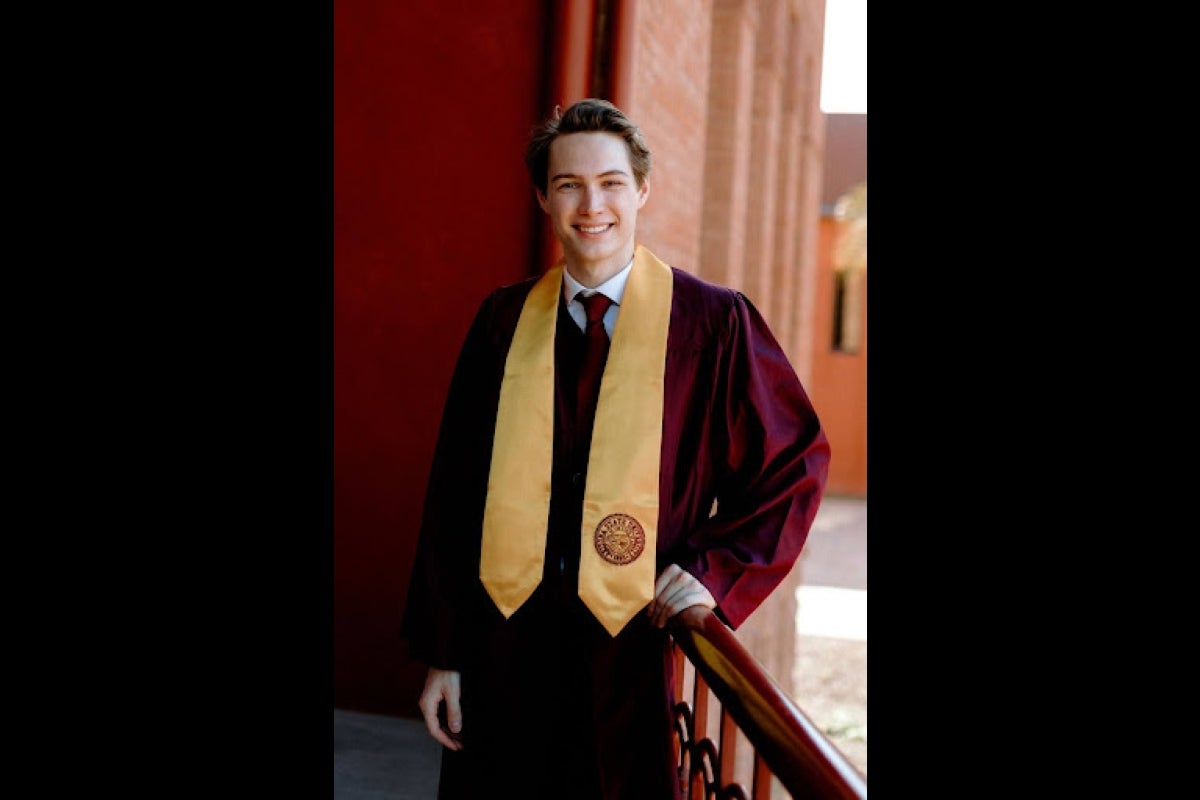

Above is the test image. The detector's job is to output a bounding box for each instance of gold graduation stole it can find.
[480,245,673,636]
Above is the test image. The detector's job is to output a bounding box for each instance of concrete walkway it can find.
[334,494,867,798]
[334,708,440,800]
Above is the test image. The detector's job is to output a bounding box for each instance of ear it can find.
[636,179,649,209]
[536,189,550,213]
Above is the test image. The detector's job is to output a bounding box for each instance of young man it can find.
[402,98,830,800]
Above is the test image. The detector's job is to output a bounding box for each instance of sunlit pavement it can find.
[793,494,868,780]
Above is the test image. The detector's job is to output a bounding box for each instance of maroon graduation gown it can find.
[402,265,831,800]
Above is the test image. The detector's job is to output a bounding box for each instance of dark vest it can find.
[543,293,609,592]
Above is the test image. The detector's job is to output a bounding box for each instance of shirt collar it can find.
[562,255,634,308]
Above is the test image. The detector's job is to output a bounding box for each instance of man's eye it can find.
[604,181,624,188]
[557,182,578,190]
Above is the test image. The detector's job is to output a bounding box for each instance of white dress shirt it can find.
[561,256,634,339]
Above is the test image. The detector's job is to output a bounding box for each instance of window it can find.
[831,182,866,354]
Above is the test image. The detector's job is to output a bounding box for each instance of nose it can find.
[579,184,603,214]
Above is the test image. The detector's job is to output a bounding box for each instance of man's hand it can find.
[647,563,717,628]
[418,667,463,751]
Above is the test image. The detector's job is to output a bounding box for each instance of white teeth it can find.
[578,225,609,233]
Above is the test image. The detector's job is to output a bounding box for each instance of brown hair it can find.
[524,98,652,195]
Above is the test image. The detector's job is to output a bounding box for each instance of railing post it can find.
[669,607,867,800]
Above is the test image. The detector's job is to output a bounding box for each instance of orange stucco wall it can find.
[810,215,867,497]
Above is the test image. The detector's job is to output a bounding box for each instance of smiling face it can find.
[536,131,650,286]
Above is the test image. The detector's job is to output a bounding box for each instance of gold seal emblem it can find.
[593,513,646,565]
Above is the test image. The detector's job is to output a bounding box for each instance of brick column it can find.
[629,0,714,271]
[770,9,803,352]
[699,0,757,287]
[741,0,787,309]
[790,40,825,386]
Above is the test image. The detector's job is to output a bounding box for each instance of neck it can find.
[563,245,635,289]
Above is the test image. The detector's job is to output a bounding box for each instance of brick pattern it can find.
[769,12,804,350]
[794,46,825,380]
[627,0,715,273]
[630,0,827,386]
[624,2,835,699]
[697,0,757,288]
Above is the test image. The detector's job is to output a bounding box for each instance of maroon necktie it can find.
[576,292,613,429]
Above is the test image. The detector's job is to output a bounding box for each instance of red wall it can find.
[334,0,549,715]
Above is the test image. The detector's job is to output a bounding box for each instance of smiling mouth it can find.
[575,224,613,234]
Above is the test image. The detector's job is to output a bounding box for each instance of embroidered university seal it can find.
[593,513,646,565]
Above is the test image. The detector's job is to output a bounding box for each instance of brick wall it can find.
[626,0,832,699]
[698,0,757,289]
[625,0,714,273]
[631,0,826,383]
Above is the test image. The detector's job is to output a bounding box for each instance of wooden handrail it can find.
[668,606,868,799]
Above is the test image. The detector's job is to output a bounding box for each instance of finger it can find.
[654,563,682,594]
[658,571,698,624]
[443,689,463,735]
[419,676,464,751]
[656,569,697,613]
[420,697,452,746]
[429,716,462,751]
[672,574,716,613]
[657,582,696,623]
[653,584,687,627]
[650,565,686,621]
[435,728,462,751]
[656,581,714,627]
[422,696,463,751]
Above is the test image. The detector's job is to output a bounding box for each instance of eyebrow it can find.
[549,169,631,183]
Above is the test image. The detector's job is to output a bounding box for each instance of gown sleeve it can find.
[400,290,503,669]
[674,291,831,630]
